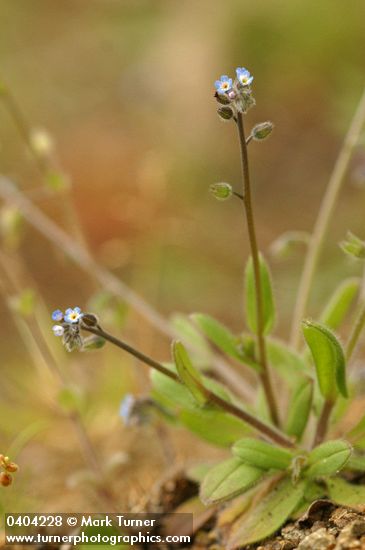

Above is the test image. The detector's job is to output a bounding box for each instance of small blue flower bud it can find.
[52,309,63,322]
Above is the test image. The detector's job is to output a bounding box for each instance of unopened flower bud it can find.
[214,92,231,106]
[0,472,12,487]
[80,313,99,328]
[252,121,274,141]
[209,182,233,201]
[217,107,233,120]
[340,232,365,260]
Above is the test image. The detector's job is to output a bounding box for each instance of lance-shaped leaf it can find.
[302,320,348,399]
[200,457,264,505]
[232,438,293,471]
[267,338,308,388]
[285,379,313,440]
[172,341,207,405]
[327,477,365,508]
[306,440,352,478]
[320,277,360,330]
[245,254,276,335]
[191,313,261,370]
[227,477,306,548]
[171,313,211,363]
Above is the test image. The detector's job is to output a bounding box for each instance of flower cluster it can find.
[0,454,19,487]
[51,306,84,352]
[214,67,255,120]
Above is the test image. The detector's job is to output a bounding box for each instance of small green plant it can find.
[50,68,365,547]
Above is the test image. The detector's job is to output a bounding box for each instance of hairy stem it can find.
[84,325,294,448]
[236,112,279,426]
[313,400,334,447]
[291,86,365,349]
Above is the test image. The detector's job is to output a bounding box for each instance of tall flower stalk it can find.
[214,69,279,426]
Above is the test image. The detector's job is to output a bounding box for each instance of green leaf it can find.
[192,313,260,370]
[232,438,293,471]
[179,408,250,447]
[302,320,348,399]
[245,254,276,335]
[227,477,306,548]
[346,454,365,471]
[320,278,360,330]
[171,313,211,362]
[200,457,264,505]
[172,341,207,405]
[267,338,308,388]
[306,440,352,478]
[327,477,365,508]
[151,365,196,411]
[192,313,241,359]
[285,379,313,440]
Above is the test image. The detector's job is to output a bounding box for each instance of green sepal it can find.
[245,254,276,335]
[306,440,352,478]
[302,320,348,399]
[232,437,293,471]
[200,457,264,505]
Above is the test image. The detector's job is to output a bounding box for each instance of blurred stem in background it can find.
[236,112,279,426]
[0,176,254,401]
[291,86,365,349]
[0,79,86,248]
[0,251,119,511]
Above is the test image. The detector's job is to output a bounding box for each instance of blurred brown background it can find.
[0,0,365,513]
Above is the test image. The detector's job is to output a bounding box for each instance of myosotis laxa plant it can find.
[50,69,365,547]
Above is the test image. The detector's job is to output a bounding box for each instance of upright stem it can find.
[84,325,294,448]
[346,303,365,362]
[313,400,334,447]
[291,86,365,349]
[236,113,279,426]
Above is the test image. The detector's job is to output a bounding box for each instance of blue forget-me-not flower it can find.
[236,67,253,87]
[214,75,233,95]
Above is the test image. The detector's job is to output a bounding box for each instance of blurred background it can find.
[0,0,365,515]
